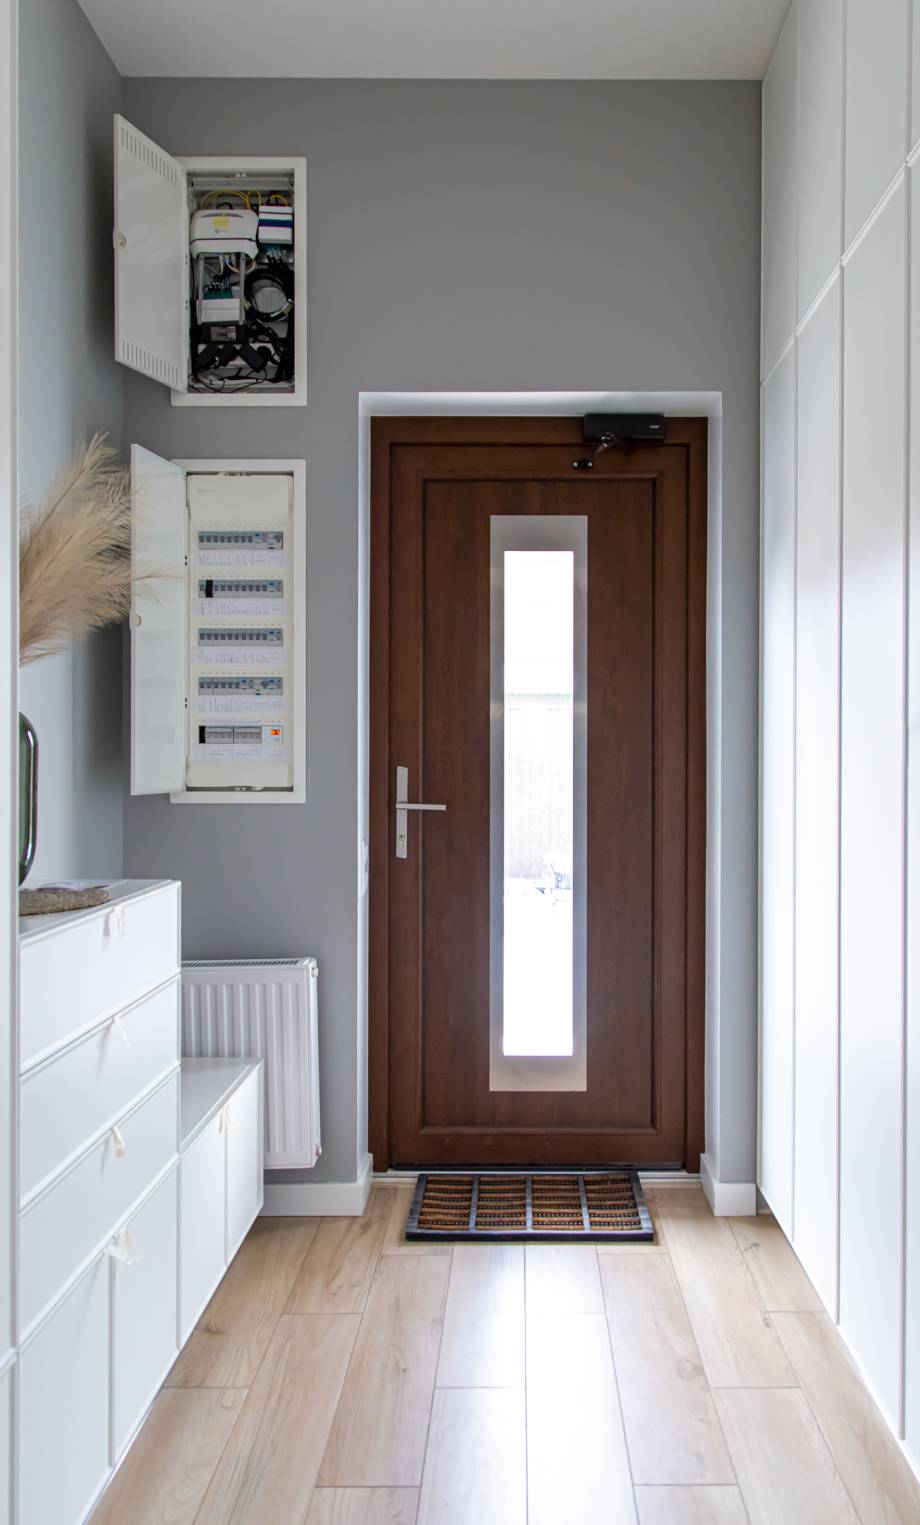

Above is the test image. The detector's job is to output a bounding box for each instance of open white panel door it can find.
[114,115,188,392]
[131,446,187,796]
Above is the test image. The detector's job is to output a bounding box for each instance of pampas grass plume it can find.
[19,434,138,666]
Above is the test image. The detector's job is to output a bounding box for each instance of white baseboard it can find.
[261,1153,374,1217]
[700,1153,757,1216]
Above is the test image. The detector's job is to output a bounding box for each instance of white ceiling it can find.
[77,0,789,80]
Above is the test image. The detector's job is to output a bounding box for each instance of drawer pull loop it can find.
[104,906,127,940]
[106,1227,141,1266]
[109,1011,132,1049]
[110,1124,126,1158]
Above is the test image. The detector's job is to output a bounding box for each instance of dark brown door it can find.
[370,418,706,1169]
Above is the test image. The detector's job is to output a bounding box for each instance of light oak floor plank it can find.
[437,1244,525,1387]
[306,1489,420,1525]
[729,1217,823,1313]
[525,1242,604,1312]
[318,1254,451,1487]
[195,1314,360,1525]
[286,1187,392,1314]
[635,1487,750,1525]
[417,1387,526,1525]
[380,1186,452,1255]
[89,1388,246,1525]
[527,1312,637,1525]
[167,1216,319,1388]
[602,1254,735,1485]
[597,1189,669,1253]
[774,1310,920,1525]
[714,1387,860,1525]
[655,1190,796,1387]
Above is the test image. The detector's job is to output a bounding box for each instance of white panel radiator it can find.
[181,958,320,1169]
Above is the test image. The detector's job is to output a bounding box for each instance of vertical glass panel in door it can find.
[490,517,587,1092]
[503,550,574,1056]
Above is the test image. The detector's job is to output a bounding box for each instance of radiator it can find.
[181,957,321,1169]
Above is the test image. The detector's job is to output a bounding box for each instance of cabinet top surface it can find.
[181,1058,259,1152]
[18,878,178,942]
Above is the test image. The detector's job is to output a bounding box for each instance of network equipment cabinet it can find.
[114,115,306,405]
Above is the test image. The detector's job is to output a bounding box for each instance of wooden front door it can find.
[370,418,706,1169]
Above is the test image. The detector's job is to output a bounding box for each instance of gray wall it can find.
[18,0,124,884]
[120,79,763,1186]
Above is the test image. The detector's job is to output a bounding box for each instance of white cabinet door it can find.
[840,180,907,1429]
[761,345,797,1235]
[131,446,188,797]
[844,0,909,246]
[0,1363,10,1525]
[907,157,920,1475]
[797,0,843,317]
[225,1067,263,1259]
[114,115,188,391]
[19,1073,178,1336]
[19,881,180,1067]
[112,1167,179,1459]
[794,276,842,1317]
[20,977,180,1201]
[762,2,797,375]
[179,1113,225,1343]
[19,1257,110,1525]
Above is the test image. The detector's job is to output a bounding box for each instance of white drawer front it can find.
[113,1167,179,1459]
[180,1112,226,1344]
[20,883,180,1066]
[20,1073,179,1335]
[19,1255,110,1525]
[20,978,180,1201]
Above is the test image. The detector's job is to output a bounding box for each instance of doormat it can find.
[405,1170,654,1242]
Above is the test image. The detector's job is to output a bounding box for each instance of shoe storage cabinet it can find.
[14,881,263,1525]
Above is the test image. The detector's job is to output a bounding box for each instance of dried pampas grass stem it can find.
[19,434,137,666]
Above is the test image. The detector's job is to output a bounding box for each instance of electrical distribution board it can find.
[130,449,306,803]
[114,116,307,407]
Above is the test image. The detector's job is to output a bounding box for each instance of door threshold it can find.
[374,1167,701,1186]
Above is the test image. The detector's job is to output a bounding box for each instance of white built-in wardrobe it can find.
[760,0,920,1474]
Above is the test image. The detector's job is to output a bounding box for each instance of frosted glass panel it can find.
[502,551,574,1057]
[490,516,586,1092]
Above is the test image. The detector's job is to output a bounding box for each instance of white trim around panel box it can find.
[261,1153,373,1217]
[170,457,306,805]
[357,389,758,1214]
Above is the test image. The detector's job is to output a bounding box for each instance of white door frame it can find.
[356,389,755,1214]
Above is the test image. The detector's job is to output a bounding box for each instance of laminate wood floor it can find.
[90,1185,920,1525]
